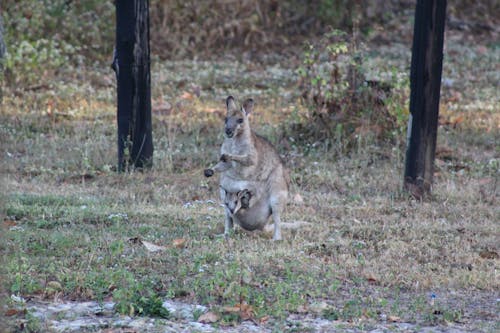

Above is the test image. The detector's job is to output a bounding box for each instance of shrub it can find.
[2,0,114,88]
[295,29,408,150]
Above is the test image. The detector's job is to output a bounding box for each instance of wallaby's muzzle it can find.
[225,128,234,138]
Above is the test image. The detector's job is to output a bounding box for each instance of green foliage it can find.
[2,0,114,88]
[316,0,356,30]
[296,29,409,149]
[113,275,170,319]
[9,256,42,295]
[24,311,43,333]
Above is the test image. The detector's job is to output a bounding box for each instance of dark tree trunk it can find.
[113,0,153,172]
[0,15,5,102]
[404,0,447,198]
[0,16,5,60]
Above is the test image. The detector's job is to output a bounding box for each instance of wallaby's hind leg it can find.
[224,212,234,238]
[269,189,287,241]
[220,186,234,238]
[268,167,289,241]
[270,199,285,241]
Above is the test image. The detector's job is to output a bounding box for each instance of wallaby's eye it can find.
[237,118,244,124]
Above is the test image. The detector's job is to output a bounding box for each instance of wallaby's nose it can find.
[225,128,234,137]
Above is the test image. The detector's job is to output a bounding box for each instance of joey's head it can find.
[222,187,252,215]
[224,96,254,139]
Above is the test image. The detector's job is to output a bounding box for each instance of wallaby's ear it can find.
[242,98,254,115]
[226,96,237,111]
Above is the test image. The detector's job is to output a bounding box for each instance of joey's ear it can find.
[238,189,251,198]
[242,98,254,115]
[226,96,237,111]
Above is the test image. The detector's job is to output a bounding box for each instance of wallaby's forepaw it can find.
[220,154,228,163]
[204,169,214,177]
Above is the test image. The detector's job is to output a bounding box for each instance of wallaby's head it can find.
[224,96,254,138]
[222,187,252,215]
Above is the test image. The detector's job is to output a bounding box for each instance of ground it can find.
[0,19,499,333]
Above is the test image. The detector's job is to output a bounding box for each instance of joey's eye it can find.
[237,118,244,124]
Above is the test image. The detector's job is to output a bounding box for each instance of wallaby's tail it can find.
[263,221,311,233]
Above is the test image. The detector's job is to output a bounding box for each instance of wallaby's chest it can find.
[221,137,252,155]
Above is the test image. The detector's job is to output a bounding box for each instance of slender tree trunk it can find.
[0,15,5,102]
[404,0,447,198]
[0,16,5,61]
[113,0,153,172]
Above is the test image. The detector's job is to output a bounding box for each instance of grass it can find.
[1,33,499,332]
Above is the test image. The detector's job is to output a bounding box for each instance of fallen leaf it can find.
[366,275,378,285]
[3,219,17,228]
[5,308,25,316]
[479,250,499,260]
[141,240,167,252]
[198,311,219,323]
[172,238,187,248]
[222,303,254,320]
[452,115,464,126]
[388,315,401,322]
[239,303,254,320]
[180,91,194,100]
[259,315,270,324]
[222,306,241,313]
[293,193,304,204]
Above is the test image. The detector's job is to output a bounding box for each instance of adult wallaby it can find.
[204,96,289,240]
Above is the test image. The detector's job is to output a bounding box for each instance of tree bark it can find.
[0,15,5,102]
[0,15,5,61]
[113,0,153,171]
[404,0,447,198]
